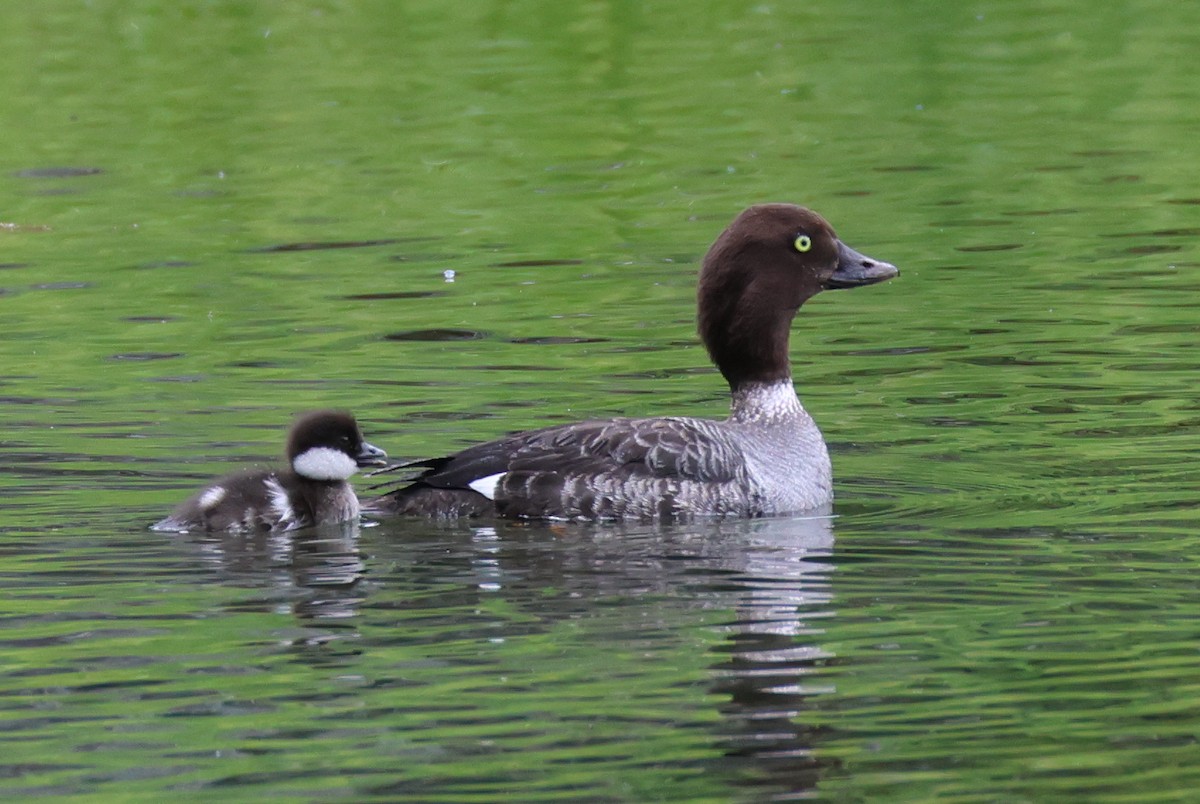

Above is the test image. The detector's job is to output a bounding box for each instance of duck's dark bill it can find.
[825,240,899,289]
[356,442,390,467]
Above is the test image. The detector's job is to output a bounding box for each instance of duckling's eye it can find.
[794,234,812,253]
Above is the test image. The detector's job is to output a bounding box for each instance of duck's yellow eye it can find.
[794,234,812,253]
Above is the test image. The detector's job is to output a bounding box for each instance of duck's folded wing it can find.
[370,417,749,519]
[420,416,744,487]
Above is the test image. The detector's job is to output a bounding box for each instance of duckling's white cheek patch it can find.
[293,447,358,480]
[468,472,505,500]
[198,486,226,511]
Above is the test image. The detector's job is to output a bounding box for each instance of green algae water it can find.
[2,1,1199,799]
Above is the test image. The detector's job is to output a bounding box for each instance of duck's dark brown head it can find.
[697,204,897,390]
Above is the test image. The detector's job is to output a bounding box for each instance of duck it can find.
[368,203,897,521]
[152,410,387,533]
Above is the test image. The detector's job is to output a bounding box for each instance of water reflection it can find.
[184,511,844,801]
[698,514,838,798]
[180,523,367,633]
[369,511,839,798]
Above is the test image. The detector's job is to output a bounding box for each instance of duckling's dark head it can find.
[288,410,388,480]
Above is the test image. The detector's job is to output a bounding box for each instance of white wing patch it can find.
[292,447,358,480]
[264,476,296,527]
[198,485,226,511]
[468,472,505,501]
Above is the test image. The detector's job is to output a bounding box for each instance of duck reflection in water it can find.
[179,522,368,641]
[374,510,842,797]
[171,507,843,796]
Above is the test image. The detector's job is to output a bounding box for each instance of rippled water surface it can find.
[2,1,1199,800]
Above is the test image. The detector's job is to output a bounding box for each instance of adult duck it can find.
[370,204,897,520]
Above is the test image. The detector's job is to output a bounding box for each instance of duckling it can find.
[152,410,386,532]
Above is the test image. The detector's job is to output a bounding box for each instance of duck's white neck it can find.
[729,379,804,424]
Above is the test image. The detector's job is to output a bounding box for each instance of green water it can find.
[2,1,1199,800]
